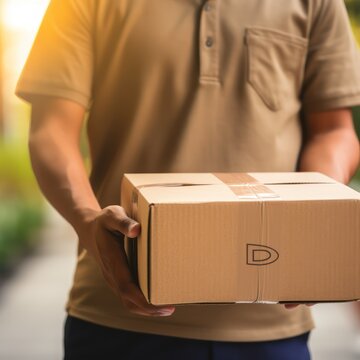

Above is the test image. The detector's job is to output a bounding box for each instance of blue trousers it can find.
[64,315,311,360]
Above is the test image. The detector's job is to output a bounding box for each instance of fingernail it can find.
[128,222,140,237]
[156,310,174,317]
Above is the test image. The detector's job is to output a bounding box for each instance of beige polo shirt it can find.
[16,0,360,341]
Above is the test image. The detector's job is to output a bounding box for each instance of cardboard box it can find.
[121,172,360,305]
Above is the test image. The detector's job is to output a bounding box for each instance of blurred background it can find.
[0,1,359,359]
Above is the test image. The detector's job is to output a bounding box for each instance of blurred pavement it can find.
[0,209,359,359]
[0,208,77,360]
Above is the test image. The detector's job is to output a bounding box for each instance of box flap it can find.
[125,172,360,204]
[264,183,360,201]
[140,184,240,204]
[249,172,337,184]
[123,173,223,187]
[125,173,279,204]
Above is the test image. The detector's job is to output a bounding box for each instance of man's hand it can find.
[284,303,315,310]
[78,206,175,317]
[29,97,175,317]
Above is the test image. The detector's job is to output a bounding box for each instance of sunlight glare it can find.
[3,0,49,31]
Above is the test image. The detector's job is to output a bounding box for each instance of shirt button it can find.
[204,2,211,11]
[205,37,214,48]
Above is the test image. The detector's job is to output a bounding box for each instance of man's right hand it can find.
[79,205,176,317]
[28,97,175,318]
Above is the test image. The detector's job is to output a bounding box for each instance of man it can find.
[16,0,360,359]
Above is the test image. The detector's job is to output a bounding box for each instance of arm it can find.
[285,108,359,310]
[29,96,175,317]
[297,108,360,184]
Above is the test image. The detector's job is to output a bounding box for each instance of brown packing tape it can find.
[228,184,278,199]
[214,174,279,303]
[213,173,259,184]
[213,173,279,199]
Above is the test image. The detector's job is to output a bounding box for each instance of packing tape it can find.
[213,173,279,199]
[213,173,276,303]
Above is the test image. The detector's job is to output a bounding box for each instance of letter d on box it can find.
[247,244,279,266]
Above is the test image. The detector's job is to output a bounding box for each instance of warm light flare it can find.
[2,0,49,31]
[0,0,50,139]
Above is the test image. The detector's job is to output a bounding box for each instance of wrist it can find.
[72,206,101,245]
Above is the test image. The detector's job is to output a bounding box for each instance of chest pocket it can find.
[245,27,308,112]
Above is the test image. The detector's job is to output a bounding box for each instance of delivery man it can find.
[16,0,360,359]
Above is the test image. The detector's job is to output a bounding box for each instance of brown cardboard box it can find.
[121,172,360,305]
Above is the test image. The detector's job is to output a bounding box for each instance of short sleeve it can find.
[302,0,360,112]
[15,0,94,109]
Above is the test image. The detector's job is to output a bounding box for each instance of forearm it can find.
[298,112,360,184]
[27,98,174,316]
[29,98,100,241]
[29,134,100,234]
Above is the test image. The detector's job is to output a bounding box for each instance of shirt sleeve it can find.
[15,0,94,109]
[302,0,360,112]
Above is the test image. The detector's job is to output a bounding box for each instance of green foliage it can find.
[0,197,43,269]
[0,140,44,270]
[0,141,41,199]
[346,0,360,45]
[346,0,360,21]
[346,1,360,180]
[351,106,360,185]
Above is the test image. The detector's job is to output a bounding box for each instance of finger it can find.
[121,282,175,316]
[96,229,174,316]
[101,206,140,238]
[95,225,133,274]
[284,304,299,309]
[112,238,175,315]
[123,298,175,317]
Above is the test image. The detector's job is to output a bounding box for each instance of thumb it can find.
[101,206,141,238]
[127,221,141,238]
